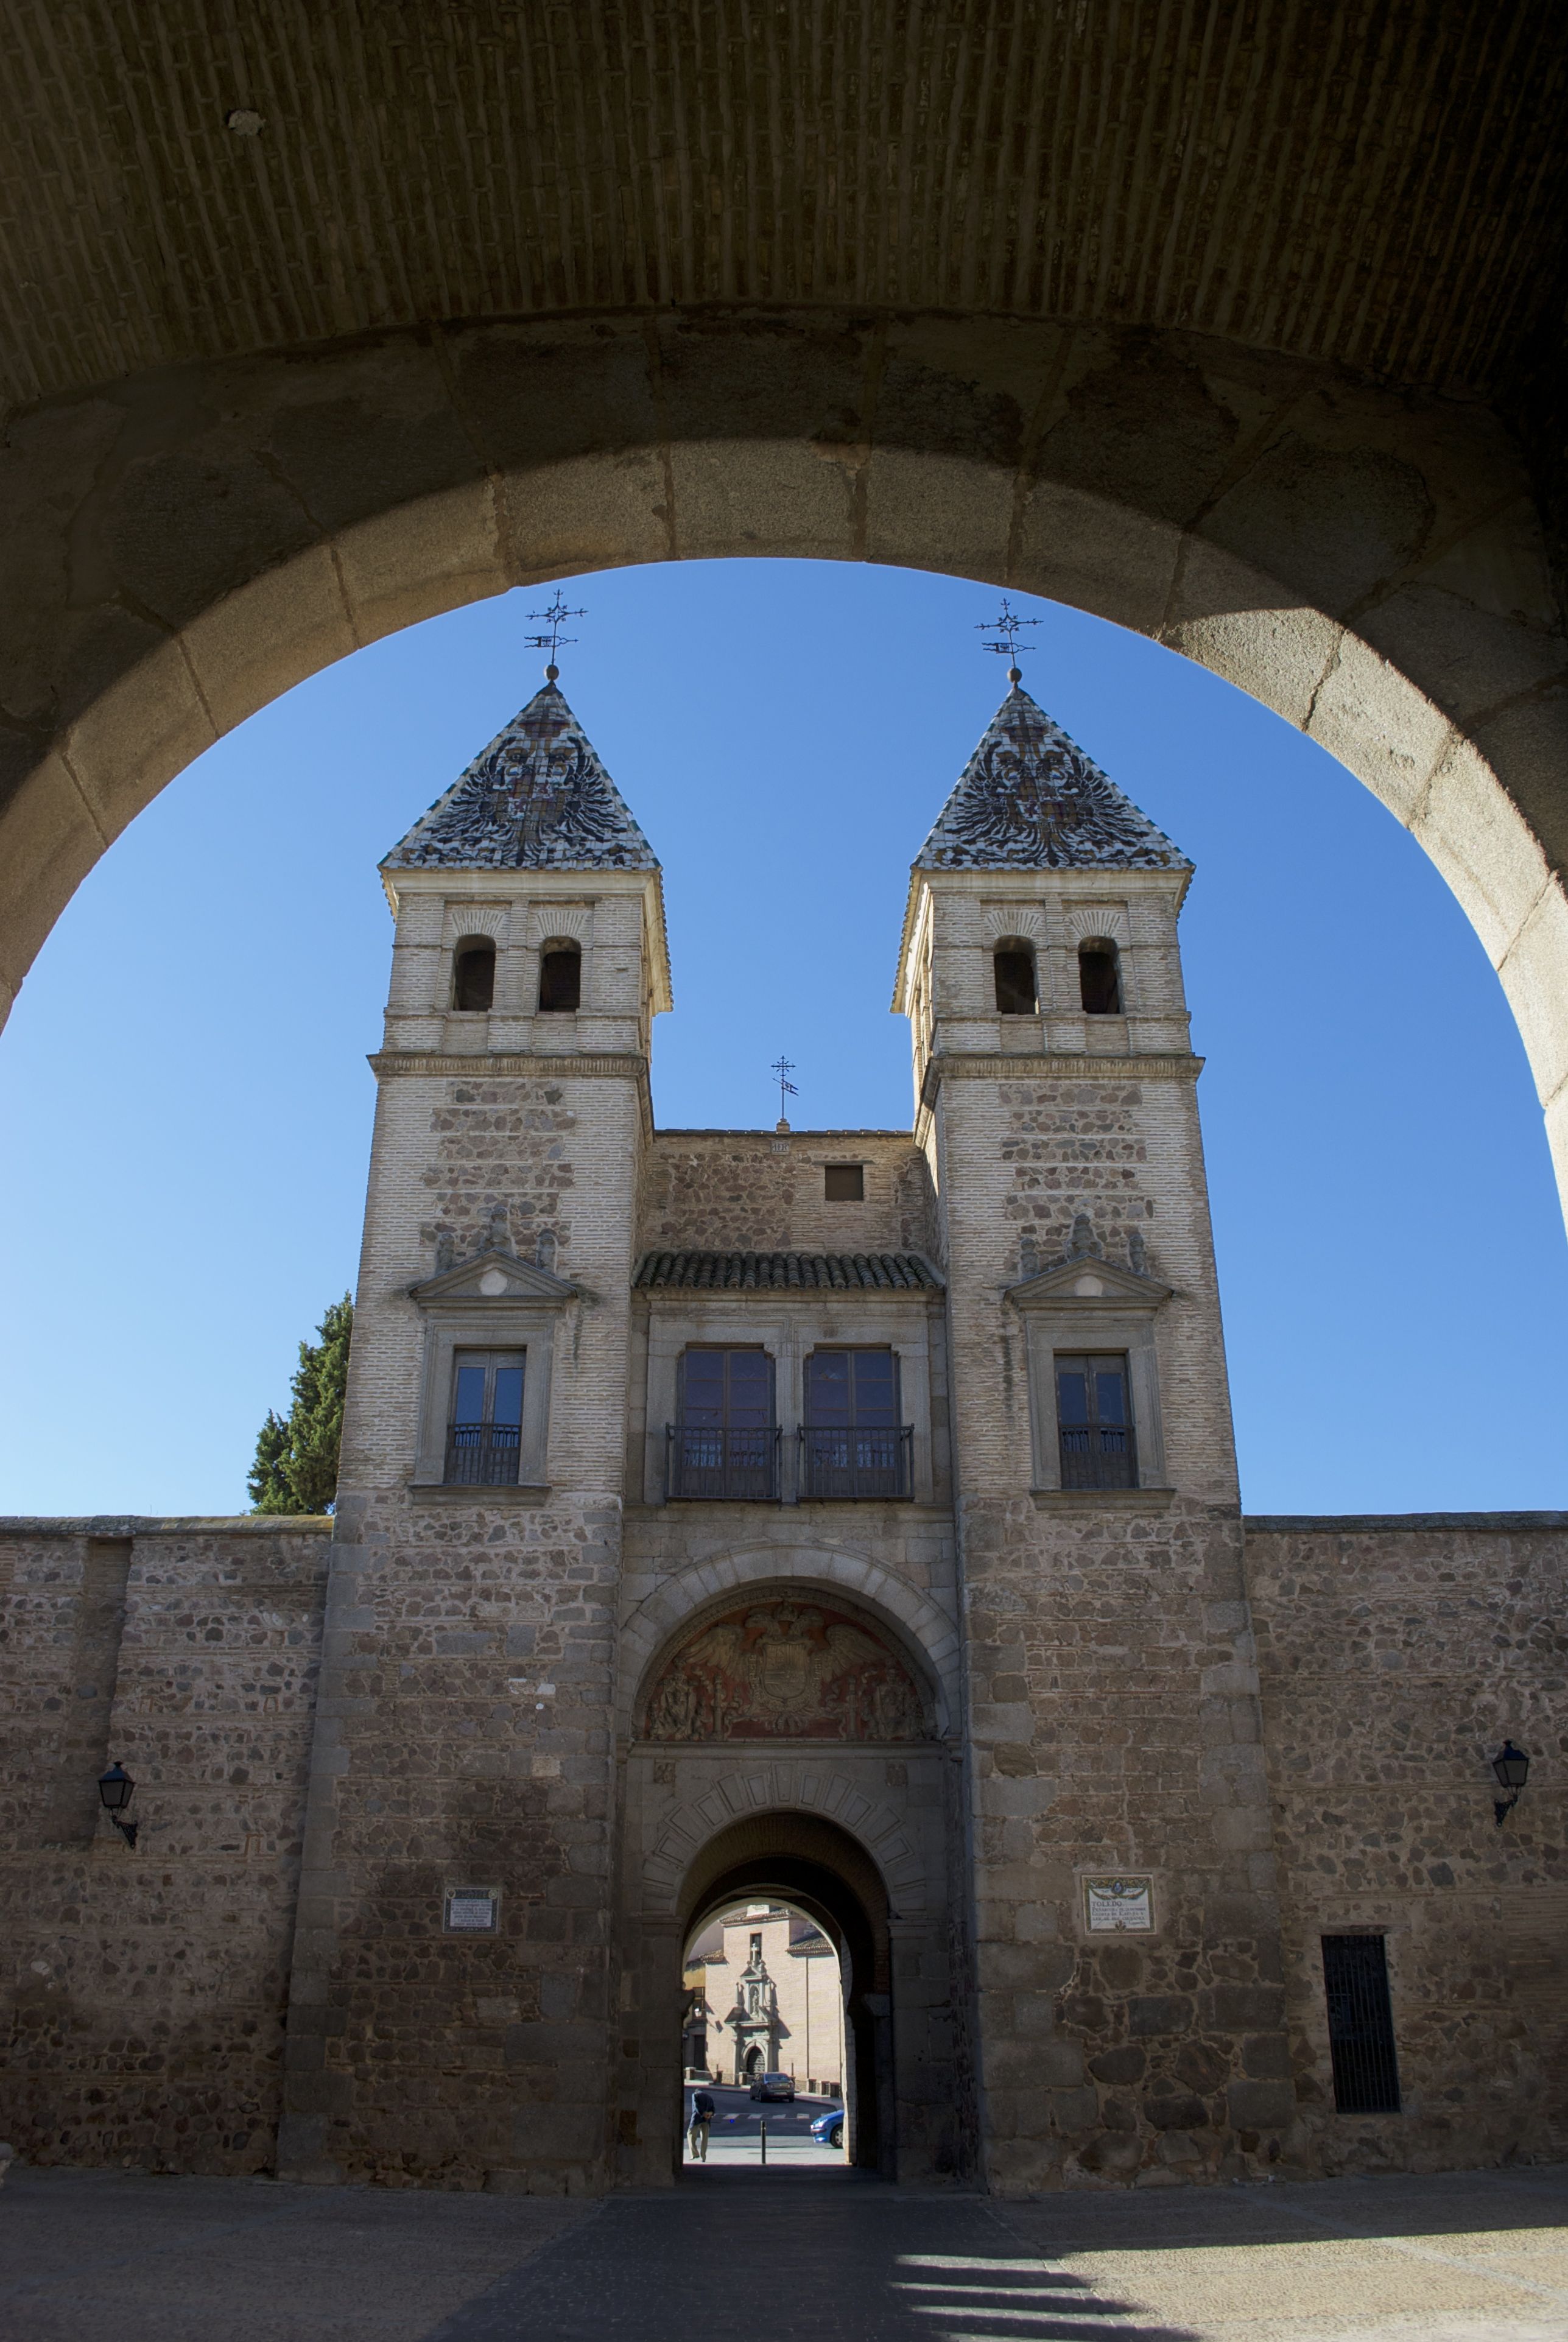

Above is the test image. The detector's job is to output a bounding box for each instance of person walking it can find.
[687,2086,715,2161]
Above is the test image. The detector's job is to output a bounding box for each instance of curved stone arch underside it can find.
[4,314,1565,1213]
[617,1539,961,1740]
[642,1768,930,1922]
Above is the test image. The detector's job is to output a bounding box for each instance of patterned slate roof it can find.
[383,680,658,871]
[633,1251,942,1292]
[916,683,1190,872]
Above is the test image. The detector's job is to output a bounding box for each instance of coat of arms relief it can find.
[645,1598,928,1743]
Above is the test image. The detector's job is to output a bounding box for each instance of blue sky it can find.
[2,558,1564,1517]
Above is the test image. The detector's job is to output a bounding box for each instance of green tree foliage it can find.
[248,1295,353,1515]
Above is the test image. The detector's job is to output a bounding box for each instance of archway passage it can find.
[679,1813,896,2177]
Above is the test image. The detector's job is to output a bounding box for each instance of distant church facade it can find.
[2,670,1563,2195]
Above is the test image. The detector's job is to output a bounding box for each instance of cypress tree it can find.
[249,1295,353,1515]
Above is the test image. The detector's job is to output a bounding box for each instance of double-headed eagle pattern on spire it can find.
[383,680,658,872]
[916,683,1189,872]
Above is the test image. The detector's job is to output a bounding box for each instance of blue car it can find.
[810,2105,844,2148]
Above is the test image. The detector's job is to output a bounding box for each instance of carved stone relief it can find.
[644,1597,928,1743]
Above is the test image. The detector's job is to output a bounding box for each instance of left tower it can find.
[278,675,669,2192]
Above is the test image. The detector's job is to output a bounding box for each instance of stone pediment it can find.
[408,1248,579,1305]
[1009,1254,1172,1307]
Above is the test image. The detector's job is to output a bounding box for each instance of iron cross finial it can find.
[772,1053,798,1133]
[977,596,1042,683]
[524,592,588,679]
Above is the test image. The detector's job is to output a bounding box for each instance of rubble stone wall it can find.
[278,1059,647,2195]
[638,1130,937,1260]
[0,1517,331,2173]
[1247,1512,1568,2173]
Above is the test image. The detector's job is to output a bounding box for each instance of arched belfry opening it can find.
[679,1813,891,2175]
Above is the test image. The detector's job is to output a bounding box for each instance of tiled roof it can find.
[633,1251,942,1292]
[383,679,658,871]
[916,682,1189,872]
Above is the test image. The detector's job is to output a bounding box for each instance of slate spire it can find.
[382,680,658,873]
[915,681,1189,873]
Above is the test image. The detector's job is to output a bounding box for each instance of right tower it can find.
[896,679,1297,2190]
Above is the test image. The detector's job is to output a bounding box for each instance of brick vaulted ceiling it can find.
[3,1,1567,417]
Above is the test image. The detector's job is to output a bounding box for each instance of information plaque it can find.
[1083,1875,1154,1933]
[444,1886,500,1933]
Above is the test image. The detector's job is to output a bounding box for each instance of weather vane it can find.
[524,592,587,679]
[977,596,1042,683]
[772,1053,798,1134]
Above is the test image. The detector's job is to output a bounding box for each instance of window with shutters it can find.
[668,1348,778,1499]
[445,1350,525,1485]
[801,1349,912,1498]
[1321,1935,1401,2114]
[1055,1354,1136,1489]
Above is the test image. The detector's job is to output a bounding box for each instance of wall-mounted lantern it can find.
[1492,1741,1530,1827]
[97,1762,138,1849]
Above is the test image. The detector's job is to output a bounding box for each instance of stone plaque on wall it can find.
[444,1885,500,1932]
[1083,1876,1154,1933]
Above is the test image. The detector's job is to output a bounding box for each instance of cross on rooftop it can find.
[524,592,587,678]
[976,596,1042,682]
[772,1053,798,1133]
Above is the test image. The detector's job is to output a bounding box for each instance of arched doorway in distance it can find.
[675,1810,897,2178]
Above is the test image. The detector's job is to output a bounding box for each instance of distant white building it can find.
[684,1904,845,2094]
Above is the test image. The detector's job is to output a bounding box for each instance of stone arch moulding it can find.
[616,1540,961,1741]
[3,312,1564,1215]
[641,1763,929,1922]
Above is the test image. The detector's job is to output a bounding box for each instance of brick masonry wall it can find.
[0,1519,330,2173]
[1246,1513,1568,2172]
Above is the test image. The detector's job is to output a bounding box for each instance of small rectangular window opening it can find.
[994,947,1038,1015]
[445,1350,525,1485]
[1321,1935,1401,2114]
[452,939,496,1011]
[538,944,582,1013]
[1078,944,1122,1015]
[1055,1353,1136,1489]
[824,1163,864,1201]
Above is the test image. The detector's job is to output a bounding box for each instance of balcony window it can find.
[1055,1352,1136,1489]
[445,1350,524,1484]
[667,1348,778,1499]
[801,1349,912,1500]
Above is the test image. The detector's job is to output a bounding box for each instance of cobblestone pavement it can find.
[1,2162,1564,2341]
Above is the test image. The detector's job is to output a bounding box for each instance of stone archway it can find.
[2,312,1566,1222]
[678,1813,899,2178]
[615,1586,961,2188]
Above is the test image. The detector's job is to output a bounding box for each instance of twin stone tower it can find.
[286,664,1272,2194]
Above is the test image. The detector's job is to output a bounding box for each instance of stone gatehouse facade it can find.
[2,676,1563,2195]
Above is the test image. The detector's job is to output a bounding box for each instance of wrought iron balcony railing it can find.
[1056,1420,1136,1491]
[666,1424,781,1501]
[444,1420,522,1486]
[798,1424,913,1501]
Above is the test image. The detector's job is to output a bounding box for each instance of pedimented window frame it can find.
[407,1248,578,1488]
[1008,1254,1172,1492]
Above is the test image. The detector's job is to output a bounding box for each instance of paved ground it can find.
[1,2160,1564,2341]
